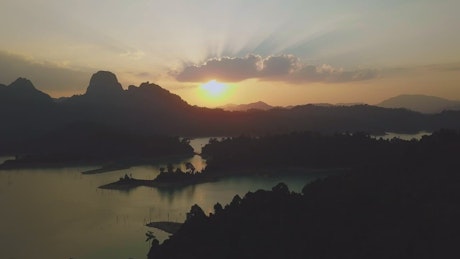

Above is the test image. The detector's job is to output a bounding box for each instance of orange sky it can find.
[1,0,459,107]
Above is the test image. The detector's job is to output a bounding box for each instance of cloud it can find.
[175,55,260,82]
[136,72,152,78]
[289,64,378,83]
[0,51,91,96]
[173,54,378,83]
[259,55,300,77]
[120,50,145,60]
[424,63,460,72]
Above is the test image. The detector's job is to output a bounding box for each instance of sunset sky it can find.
[1,0,459,107]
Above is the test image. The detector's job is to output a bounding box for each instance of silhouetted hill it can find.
[0,72,194,163]
[336,102,366,106]
[2,71,460,159]
[0,77,52,104]
[150,167,460,258]
[0,78,56,144]
[377,94,460,113]
[189,103,458,137]
[85,70,123,97]
[59,72,191,136]
[219,101,274,111]
[1,123,193,168]
[201,129,460,174]
[149,131,460,258]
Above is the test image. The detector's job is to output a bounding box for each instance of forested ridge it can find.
[202,129,460,174]
[149,129,460,258]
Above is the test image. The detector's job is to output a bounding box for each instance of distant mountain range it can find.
[0,71,195,164]
[377,94,460,114]
[219,101,275,111]
[2,71,460,160]
[222,94,460,114]
[219,102,366,111]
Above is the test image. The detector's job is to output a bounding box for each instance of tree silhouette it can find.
[229,195,242,208]
[145,231,158,245]
[185,162,196,174]
[148,130,460,259]
[186,204,206,221]
[146,231,160,257]
[213,202,223,215]
[272,182,289,195]
[167,163,174,174]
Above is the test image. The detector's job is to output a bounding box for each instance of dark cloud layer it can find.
[176,55,260,82]
[174,54,378,83]
[0,51,90,95]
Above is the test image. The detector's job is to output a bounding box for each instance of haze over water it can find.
[0,138,334,259]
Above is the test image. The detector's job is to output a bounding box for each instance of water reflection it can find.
[187,137,222,154]
[372,131,431,140]
[0,156,14,165]
[155,185,197,204]
[0,163,337,258]
[0,138,337,259]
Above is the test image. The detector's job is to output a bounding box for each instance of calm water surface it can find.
[0,138,336,259]
[372,131,431,140]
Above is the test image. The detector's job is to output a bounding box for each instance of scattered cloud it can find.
[120,50,145,60]
[290,64,378,83]
[173,54,378,83]
[377,62,460,78]
[136,72,153,78]
[424,63,460,72]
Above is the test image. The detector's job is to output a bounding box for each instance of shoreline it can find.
[146,221,183,234]
[81,164,131,174]
[0,153,195,171]
[98,167,348,190]
[98,174,217,190]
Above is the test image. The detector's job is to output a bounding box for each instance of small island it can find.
[100,129,460,191]
[98,162,216,190]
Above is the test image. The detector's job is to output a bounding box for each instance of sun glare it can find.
[198,80,234,106]
[201,80,228,97]
[201,80,228,98]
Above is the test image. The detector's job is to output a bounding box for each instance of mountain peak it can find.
[220,101,274,111]
[85,71,123,97]
[2,77,51,102]
[9,77,36,91]
[377,94,460,113]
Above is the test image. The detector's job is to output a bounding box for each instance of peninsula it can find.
[98,164,215,190]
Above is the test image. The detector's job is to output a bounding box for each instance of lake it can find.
[0,138,335,259]
[372,131,431,140]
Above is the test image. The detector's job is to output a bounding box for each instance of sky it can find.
[1,0,459,107]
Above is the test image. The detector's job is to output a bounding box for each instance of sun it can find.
[200,80,228,97]
[198,80,235,106]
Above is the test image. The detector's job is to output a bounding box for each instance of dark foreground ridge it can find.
[147,130,460,258]
[148,167,460,259]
